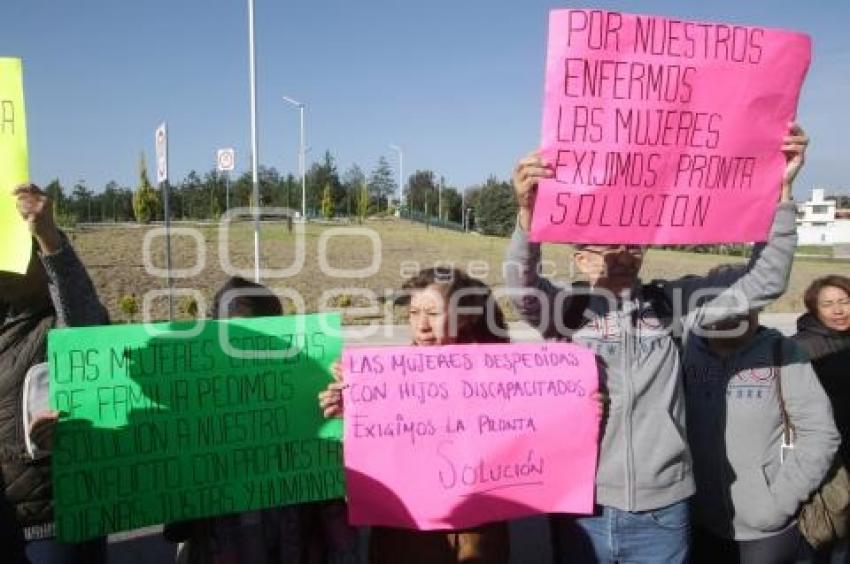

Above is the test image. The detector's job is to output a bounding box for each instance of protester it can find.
[319,266,511,564]
[685,265,839,564]
[793,275,850,564]
[504,123,808,563]
[163,275,359,564]
[794,275,850,466]
[0,184,109,563]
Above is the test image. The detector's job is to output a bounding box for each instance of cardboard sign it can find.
[49,314,344,542]
[0,57,32,273]
[343,343,599,530]
[531,9,811,244]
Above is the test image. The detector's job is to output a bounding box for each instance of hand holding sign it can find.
[343,343,600,530]
[781,122,809,198]
[531,9,812,244]
[29,410,60,452]
[318,361,346,418]
[49,313,346,542]
[14,183,61,254]
[511,151,553,231]
[517,121,808,233]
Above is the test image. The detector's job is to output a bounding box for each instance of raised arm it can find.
[504,152,582,337]
[668,124,808,329]
[15,184,108,327]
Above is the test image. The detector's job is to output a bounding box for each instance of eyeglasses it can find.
[577,245,645,257]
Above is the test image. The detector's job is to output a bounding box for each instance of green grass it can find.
[796,245,833,257]
[71,218,845,322]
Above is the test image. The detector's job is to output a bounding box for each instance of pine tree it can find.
[369,156,396,211]
[321,183,335,220]
[357,181,370,224]
[132,152,161,223]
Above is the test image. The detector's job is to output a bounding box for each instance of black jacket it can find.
[0,239,107,539]
[794,313,850,465]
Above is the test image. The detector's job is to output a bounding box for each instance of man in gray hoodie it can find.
[504,124,808,563]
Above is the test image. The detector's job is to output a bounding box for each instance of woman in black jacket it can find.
[793,276,850,563]
[793,275,850,467]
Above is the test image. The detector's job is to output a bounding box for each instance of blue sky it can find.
[2,0,848,198]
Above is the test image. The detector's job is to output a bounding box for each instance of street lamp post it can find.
[462,187,470,232]
[247,0,261,282]
[438,175,443,223]
[389,144,403,212]
[282,96,306,219]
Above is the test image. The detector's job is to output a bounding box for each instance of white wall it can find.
[798,219,850,245]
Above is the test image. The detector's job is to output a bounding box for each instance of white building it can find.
[796,188,850,245]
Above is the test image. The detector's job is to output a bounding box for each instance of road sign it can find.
[155,122,168,184]
[217,148,235,172]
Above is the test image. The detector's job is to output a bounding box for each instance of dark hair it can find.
[400,266,509,344]
[210,276,283,320]
[804,275,850,316]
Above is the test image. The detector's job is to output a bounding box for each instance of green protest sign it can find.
[48,313,344,542]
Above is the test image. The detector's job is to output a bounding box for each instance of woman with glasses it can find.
[506,123,809,564]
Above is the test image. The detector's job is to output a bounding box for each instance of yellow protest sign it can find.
[0,57,32,274]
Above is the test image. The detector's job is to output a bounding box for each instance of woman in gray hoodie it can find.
[684,273,840,564]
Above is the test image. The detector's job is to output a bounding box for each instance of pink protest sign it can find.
[531,9,811,244]
[342,343,599,530]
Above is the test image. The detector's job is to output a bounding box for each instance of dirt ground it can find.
[66,218,845,324]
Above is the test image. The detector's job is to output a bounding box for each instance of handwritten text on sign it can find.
[531,10,811,244]
[343,343,599,530]
[0,57,32,273]
[49,314,344,542]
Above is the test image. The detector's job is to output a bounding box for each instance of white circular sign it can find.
[217,148,235,172]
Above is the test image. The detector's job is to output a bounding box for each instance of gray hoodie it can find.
[504,202,798,512]
[684,328,839,540]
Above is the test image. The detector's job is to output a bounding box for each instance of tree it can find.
[258,166,283,208]
[44,179,74,224]
[179,170,204,219]
[321,183,335,219]
[132,152,161,224]
[44,178,65,213]
[306,151,342,216]
[406,170,438,216]
[357,181,369,224]
[442,187,463,223]
[342,164,366,217]
[282,173,298,212]
[474,176,517,236]
[71,181,93,222]
[202,169,227,219]
[230,166,282,210]
[463,186,483,230]
[101,181,120,221]
[369,156,396,211]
